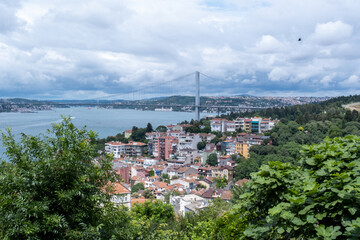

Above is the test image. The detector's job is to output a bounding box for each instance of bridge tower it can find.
[195,71,200,121]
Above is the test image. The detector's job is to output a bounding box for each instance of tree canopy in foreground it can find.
[215,136,360,239]
[0,117,127,239]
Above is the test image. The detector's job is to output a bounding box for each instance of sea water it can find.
[0,107,203,158]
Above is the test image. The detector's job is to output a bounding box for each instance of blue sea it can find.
[0,107,206,158]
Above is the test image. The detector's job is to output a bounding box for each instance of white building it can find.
[109,182,131,208]
[105,141,147,158]
[210,118,228,132]
[170,194,209,216]
[226,121,236,132]
[178,133,202,150]
[143,158,159,167]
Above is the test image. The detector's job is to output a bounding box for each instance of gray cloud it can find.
[0,0,360,99]
[0,1,23,33]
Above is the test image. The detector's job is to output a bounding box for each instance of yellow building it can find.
[244,119,251,132]
[236,143,250,159]
[211,166,234,181]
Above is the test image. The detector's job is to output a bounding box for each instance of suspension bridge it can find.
[10,72,268,120]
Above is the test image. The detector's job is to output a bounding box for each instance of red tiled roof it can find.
[210,118,228,121]
[106,141,125,145]
[131,176,141,181]
[131,197,153,205]
[164,185,175,191]
[237,133,247,136]
[108,182,130,195]
[221,190,232,200]
[153,181,168,188]
[172,183,185,189]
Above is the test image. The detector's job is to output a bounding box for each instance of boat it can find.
[154,107,173,111]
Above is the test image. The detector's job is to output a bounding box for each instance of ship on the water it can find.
[154,107,173,111]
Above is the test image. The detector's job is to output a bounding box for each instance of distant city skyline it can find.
[1,0,360,99]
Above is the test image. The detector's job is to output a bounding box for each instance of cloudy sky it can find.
[1,0,360,99]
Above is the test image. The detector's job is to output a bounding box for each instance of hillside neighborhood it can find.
[104,117,278,215]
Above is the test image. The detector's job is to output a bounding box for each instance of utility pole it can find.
[195,71,200,121]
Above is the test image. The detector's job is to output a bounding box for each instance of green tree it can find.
[148,169,155,177]
[185,125,200,133]
[143,189,154,199]
[0,117,120,239]
[161,173,170,184]
[179,198,231,239]
[216,136,360,239]
[197,141,206,150]
[234,155,260,179]
[201,125,211,134]
[214,176,228,188]
[210,136,220,144]
[131,182,145,194]
[130,200,177,239]
[207,153,218,166]
[231,183,248,204]
[132,200,174,224]
[327,125,343,138]
[146,122,153,132]
[156,125,167,132]
[131,126,146,142]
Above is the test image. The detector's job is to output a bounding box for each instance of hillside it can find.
[0,98,52,112]
[232,94,360,180]
[223,94,360,124]
[343,102,360,112]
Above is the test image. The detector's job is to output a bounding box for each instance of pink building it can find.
[153,136,178,160]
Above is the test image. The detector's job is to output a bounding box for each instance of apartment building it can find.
[178,133,202,150]
[105,141,147,158]
[236,142,250,159]
[152,136,178,160]
[210,118,228,132]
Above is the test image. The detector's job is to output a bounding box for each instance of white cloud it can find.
[268,67,289,81]
[311,21,353,45]
[340,75,360,88]
[256,35,284,53]
[320,73,336,87]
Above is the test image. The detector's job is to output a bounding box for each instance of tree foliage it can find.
[207,153,218,166]
[131,126,147,142]
[156,125,167,132]
[214,176,228,189]
[216,136,360,239]
[131,182,145,194]
[197,141,206,150]
[148,169,155,177]
[0,117,120,239]
[146,122,153,132]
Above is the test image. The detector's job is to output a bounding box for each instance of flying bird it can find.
[298,38,302,41]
